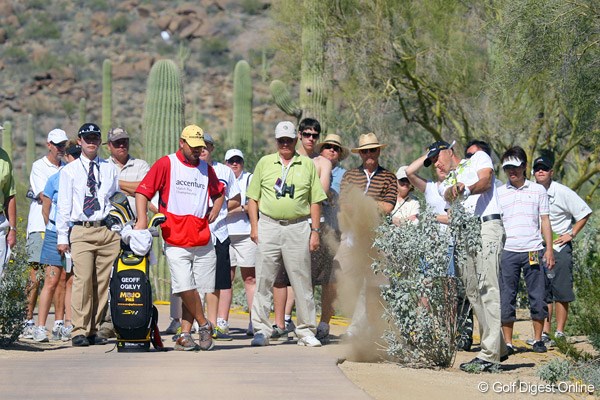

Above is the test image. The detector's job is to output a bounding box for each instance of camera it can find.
[276,183,295,199]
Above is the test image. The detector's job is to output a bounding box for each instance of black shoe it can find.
[459,357,495,372]
[506,343,515,356]
[72,334,89,347]
[532,340,547,353]
[87,335,108,345]
[457,335,472,351]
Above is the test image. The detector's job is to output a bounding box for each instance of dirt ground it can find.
[329,310,597,400]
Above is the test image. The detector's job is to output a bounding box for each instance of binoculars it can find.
[276,183,295,199]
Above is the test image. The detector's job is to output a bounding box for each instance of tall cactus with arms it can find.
[142,59,185,301]
[232,60,253,153]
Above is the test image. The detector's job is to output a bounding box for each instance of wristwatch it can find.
[241,205,246,213]
[311,228,321,233]
[8,225,17,232]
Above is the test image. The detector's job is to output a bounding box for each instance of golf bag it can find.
[107,192,165,352]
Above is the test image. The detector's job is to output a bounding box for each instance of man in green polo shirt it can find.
[247,120,327,347]
[0,144,17,277]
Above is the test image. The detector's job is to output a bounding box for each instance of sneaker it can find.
[316,322,330,340]
[555,331,566,340]
[174,333,200,351]
[52,322,64,341]
[457,335,473,352]
[459,357,495,373]
[285,319,296,333]
[21,322,35,339]
[506,343,516,356]
[71,334,89,347]
[33,326,49,343]
[251,333,269,347]
[246,322,254,337]
[197,321,215,351]
[527,333,554,347]
[212,326,232,341]
[271,325,287,340]
[532,340,547,353]
[165,319,181,335]
[192,320,200,334]
[61,324,73,341]
[297,335,322,347]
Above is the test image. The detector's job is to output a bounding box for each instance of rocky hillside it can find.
[0,0,288,170]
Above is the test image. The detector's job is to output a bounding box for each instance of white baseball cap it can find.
[47,129,68,144]
[275,121,296,139]
[502,157,523,168]
[396,166,408,180]
[225,149,244,162]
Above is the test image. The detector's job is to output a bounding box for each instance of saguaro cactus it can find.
[142,59,185,165]
[25,114,35,177]
[141,59,185,301]
[1,121,13,159]
[78,98,87,127]
[270,0,329,130]
[102,59,112,136]
[232,60,253,153]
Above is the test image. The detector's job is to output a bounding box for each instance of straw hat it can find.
[315,133,350,161]
[351,132,387,153]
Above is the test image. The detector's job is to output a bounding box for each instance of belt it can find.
[260,213,309,226]
[480,214,502,223]
[73,220,107,228]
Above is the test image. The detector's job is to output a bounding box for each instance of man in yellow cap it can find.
[135,125,225,351]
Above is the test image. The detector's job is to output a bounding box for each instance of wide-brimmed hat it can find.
[315,134,350,161]
[351,132,387,153]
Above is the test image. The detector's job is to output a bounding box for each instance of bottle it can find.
[62,251,72,273]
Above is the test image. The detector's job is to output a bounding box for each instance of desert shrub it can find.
[372,202,480,368]
[2,46,28,63]
[199,38,230,68]
[0,227,29,347]
[110,14,129,34]
[567,215,600,339]
[538,358,600,394]
[241,0,266,15]
[23,14,60,40]
[537,358,572,384]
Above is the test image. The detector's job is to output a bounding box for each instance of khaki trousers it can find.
[70,226,120,338]
[459,219,507,363]
[251,217,316,339]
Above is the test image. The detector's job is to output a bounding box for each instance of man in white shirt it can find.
[497,147,554,354]
[23,129,67,339]
[200,134,241,340]
[533,156,592,340]
[428,139,508,372]
[56,123,121,347]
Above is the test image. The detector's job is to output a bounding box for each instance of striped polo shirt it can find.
[497,180,549,252]
[340,165,398,207]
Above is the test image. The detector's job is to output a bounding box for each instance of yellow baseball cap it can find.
[181,125,206,148]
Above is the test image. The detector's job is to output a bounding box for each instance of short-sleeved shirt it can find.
[340,165,398,207]
[246,152,327,220]
[0,148,16,210]
[498,180,549,252]
[28,156,64,234]
[209,161,241,242]
[545,181,592,235]
[323,165,346,232]
[226,171,253,236]
[43,171,61,232]
[424,181,447,215]
[109,156,150,217]
[136,150,224,247]
[439,151,501,217]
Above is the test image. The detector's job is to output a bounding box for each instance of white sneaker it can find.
[297,335,322,347]
[61,324,73,341]
[285,319,296,333]
[21,323,35,339]
[51,322,64,341]
[316,322,330,340]
[33,326,49,342]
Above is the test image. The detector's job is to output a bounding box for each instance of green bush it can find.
[24,14,60,40]
[241,0,265,15]
[199,38,230,67]
[110,14,129,34]
[0,228,29,347]
[372,202,480,368]
[2,46,28,63]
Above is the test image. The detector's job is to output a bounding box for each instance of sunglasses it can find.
[51,141,67,149]
[359,148,378,154]
[301,132,320,139]
[81,134,101,143]
[322,143,341,152]
[110,139,129,147]
[277,137,294,145]
[533,166,551,172]
[227,157,244,164]
[465,152,475,159]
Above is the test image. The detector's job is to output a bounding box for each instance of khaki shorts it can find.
[229,235,257,267]
[164,243,216,294]
[27,231,45,264]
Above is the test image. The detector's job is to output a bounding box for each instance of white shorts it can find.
[229,235,257,268]
[164,242,216,294]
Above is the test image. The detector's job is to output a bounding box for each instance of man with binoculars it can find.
[246,120,327,347]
